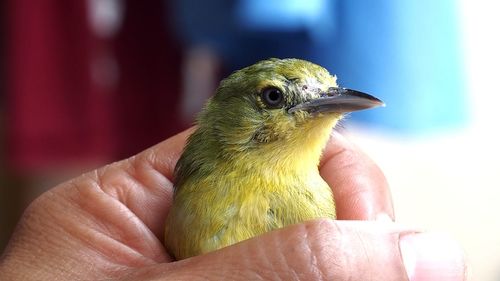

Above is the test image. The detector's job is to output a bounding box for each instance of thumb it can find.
[126,220,466,281]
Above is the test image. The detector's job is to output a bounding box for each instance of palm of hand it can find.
[0,129,394,280]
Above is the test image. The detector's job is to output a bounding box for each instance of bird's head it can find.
[196,58,383,161]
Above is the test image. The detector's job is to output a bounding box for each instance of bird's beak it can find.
[288,88,384,114]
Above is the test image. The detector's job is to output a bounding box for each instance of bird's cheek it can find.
[265,112,299,138]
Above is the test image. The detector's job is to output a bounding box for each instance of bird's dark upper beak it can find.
[288,88,384,114]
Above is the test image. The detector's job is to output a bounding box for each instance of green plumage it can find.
[165,58,382,260]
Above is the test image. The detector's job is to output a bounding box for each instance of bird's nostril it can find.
[327,87,341,96]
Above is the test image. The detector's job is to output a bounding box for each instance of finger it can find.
[139,127,196,181]
[125,220,466,281]
[121,127,194,238]
[68,128,194,242]
[320,131,394,220]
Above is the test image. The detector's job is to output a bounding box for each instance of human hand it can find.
[0,129,466,280]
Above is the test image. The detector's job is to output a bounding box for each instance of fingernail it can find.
[400,232,466,281]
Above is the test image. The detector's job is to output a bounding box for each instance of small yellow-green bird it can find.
[165,58,383,260]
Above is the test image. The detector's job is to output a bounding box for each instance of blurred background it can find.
[0,0,498,279]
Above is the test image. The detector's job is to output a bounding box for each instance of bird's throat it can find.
[234,114,340,176]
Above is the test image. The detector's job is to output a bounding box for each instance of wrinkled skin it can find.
[0,129,465,281]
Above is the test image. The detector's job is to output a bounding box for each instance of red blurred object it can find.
[6,0,185,172]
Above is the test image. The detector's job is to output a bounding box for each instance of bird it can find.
[164,58,383,260]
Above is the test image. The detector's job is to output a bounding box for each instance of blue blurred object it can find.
[235,0,336,41]
[324,1,466,133]
[168,0,466,134]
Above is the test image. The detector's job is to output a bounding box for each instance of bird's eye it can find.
[261,87,284,108]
